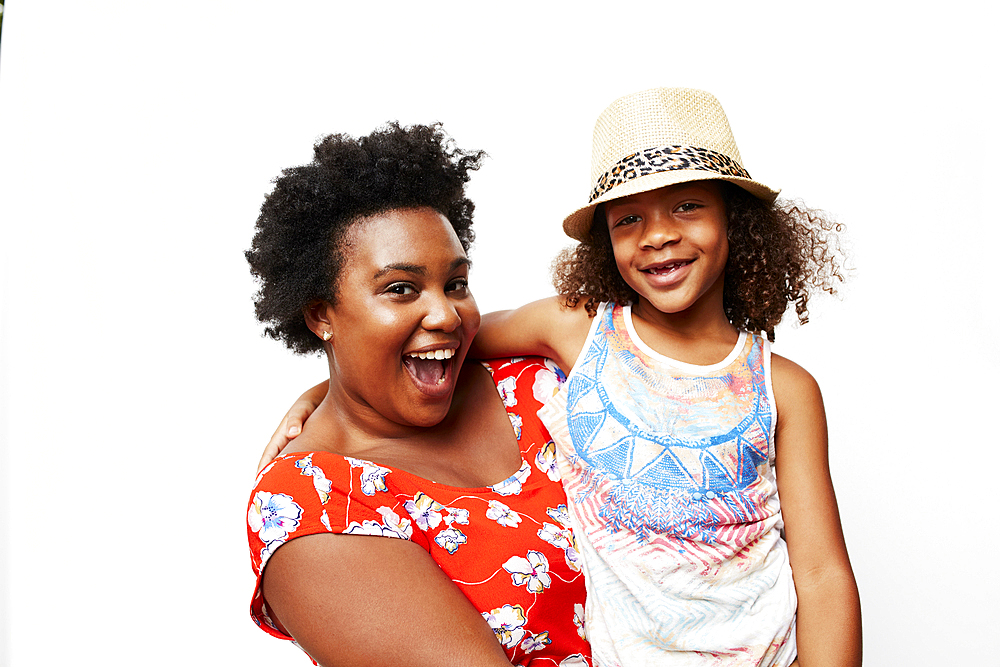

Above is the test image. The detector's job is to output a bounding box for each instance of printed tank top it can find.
[538,303,797,667]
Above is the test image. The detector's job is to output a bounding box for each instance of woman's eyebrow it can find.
[373,263,425,279]
[372,257,471,280]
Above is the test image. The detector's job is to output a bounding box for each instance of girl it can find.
[267,88,861,666]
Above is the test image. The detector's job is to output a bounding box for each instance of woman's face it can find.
[323,207,480,431]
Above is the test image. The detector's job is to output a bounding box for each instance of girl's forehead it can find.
[608,180,723,207]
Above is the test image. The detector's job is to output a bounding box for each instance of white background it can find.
[1,2,997,665]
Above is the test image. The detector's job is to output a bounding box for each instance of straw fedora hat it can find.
[563,87,780,241]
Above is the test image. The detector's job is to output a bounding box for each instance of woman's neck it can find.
[281,361,522,486]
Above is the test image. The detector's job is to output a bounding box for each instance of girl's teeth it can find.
[649,262,686,274]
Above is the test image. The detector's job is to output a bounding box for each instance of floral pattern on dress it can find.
[443,506,470,526]
[521,631,552,653]
[508,412,523,440]
[247,357,590,666]
[504,551,552,593]
[295,454,333,504]
[248,491,302,557]
[535,440,560,481]
[538,504,583,572]
[533,364,563,405]
[483,604,529,648]
[345,456,390,496]
[345,506,412,539]
[487,500,522,527]
[434,526,468,554]
[498,376,518,407]
[404,492,446,530]
[490,460,531,496]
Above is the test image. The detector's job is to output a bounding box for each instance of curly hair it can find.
[246,122,485,355]
[551,182,846,340]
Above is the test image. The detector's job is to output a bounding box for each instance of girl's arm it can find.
[471,296,592,375]
[258,380,328,472]
[772,354,862,667]
[263,533,513,667]
[259,297,593,471]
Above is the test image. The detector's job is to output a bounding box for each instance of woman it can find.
[245,122,590,666]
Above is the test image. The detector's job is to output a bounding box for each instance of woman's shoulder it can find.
[254,450,346,487]
[481,356,566,404]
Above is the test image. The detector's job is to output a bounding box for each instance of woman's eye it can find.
[386,283,417,296]
[447,278,469,293]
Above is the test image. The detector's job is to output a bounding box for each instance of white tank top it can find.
[539,302,797,667]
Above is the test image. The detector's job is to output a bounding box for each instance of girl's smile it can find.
[606,181,729,325]
[637,258,695,287]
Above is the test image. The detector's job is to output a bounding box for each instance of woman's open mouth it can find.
[402,348,457,397]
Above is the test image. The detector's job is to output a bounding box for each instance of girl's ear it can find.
[304,300,335,342]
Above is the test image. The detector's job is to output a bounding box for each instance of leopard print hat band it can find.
[562,87,780,242]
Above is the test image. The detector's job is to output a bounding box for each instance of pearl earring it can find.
[322,331,332,341]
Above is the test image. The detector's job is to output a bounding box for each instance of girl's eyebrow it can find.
[372,257,471,280]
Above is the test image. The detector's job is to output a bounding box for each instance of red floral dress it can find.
[247,357,592,666]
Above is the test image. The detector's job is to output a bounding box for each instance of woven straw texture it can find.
[563,87,779,241]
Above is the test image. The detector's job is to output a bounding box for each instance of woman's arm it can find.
[772,354,862,667]
[263,533,513,667]
[471,297,592,374]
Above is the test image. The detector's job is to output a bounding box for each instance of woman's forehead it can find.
[342,207,467,273]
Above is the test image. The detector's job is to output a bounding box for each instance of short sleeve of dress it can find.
[483,356,566,458]
[246,452,415,639]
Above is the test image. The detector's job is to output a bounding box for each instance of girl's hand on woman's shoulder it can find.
[771,354,862,667]
[258,379,329,472]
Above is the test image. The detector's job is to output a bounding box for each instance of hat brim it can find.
[562,170,780,242]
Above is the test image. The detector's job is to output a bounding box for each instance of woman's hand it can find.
[257,380,329,472]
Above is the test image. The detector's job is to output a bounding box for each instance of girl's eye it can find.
[613,214,641,228]
[676,202,701,213]
[386,282,417,296]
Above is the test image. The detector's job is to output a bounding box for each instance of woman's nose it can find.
[422,293,462,332]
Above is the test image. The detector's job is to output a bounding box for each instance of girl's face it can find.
[322,207,480,431]
[605,181,729,320]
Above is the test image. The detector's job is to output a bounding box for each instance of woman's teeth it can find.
[407,349,455,361]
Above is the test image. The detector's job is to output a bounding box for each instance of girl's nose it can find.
[422,293,462,332]
[639,213,680,249]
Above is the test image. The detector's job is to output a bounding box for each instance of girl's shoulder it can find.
[769,352,824,423]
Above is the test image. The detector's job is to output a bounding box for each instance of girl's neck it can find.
[630,297,739,366]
